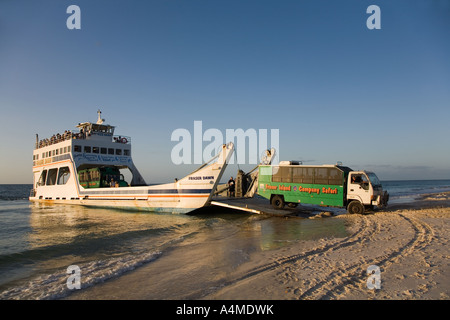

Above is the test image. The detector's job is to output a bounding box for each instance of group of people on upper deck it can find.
[37,126,97,149]
[37,130,74,149]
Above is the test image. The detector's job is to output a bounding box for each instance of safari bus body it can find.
[257,161,389,214]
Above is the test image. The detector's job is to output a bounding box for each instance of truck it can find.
[257,161,389,214]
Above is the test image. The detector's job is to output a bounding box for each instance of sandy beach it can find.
[208,194,450,300]
[67,192,449,300]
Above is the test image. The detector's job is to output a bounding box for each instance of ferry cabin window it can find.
[93,147,99,154]
[37,170,47,186]
[115,149,122,155]
[57,167,71,185]
[84,146,91,153]
[108,148,114,155]
[124,149,130,156]
[46,168,58,185]
[101,148,107,154]
[74,145,81,152]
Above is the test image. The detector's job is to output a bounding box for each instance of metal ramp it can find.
[210,196,303,216]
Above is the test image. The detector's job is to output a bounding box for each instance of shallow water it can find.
[1,180,448,299]
[0,187,348,299]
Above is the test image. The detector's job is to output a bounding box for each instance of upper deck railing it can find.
[36,131,73,149]
[35,131,131,150]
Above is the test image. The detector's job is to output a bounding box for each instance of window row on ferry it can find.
[73,145,130,156]
[37,167,71,187]
[33,146,71,161]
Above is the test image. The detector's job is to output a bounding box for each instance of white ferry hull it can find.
[31,198,211,214]
[30,115,234,214]
[30,154,232,213]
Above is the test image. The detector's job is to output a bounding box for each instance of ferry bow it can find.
[30,111,234,213]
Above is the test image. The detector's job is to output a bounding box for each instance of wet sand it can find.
[67,192,450,300]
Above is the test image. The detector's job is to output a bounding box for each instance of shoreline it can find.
[65,191,449,300]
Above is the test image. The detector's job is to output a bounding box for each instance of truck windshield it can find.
[367,172,382,187]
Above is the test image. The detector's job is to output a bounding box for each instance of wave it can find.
[0,226,176,268]
[0,250,162,300]
[383,180,450,198]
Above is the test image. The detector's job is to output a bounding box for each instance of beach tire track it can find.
[199,215,377,298]
[298,212,434,300]
[235,216,373,281]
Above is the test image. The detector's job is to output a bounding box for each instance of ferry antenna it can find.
[97,109,105,124]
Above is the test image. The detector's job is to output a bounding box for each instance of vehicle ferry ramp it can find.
[208,196,323,217]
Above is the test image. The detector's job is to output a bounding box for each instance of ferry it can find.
[29,111,234,213]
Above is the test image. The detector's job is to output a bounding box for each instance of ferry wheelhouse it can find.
[30,111,234,213]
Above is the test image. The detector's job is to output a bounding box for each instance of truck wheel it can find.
[347,201,365,214]
[271,195,285,209]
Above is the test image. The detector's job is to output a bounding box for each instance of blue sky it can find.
[1,0,449,183]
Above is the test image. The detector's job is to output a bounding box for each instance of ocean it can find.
[0,180,449,300]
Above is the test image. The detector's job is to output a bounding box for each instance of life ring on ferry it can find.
[121,137,128,144]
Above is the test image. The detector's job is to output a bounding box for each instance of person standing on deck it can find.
[228,177,235,197]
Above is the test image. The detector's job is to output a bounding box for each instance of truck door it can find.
[347,173,371,205]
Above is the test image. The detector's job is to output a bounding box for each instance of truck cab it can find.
[346,171,389,214]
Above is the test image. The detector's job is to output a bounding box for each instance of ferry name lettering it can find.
[188,176,214,181]
[74,154,130,164]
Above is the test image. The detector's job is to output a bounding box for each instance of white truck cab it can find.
[346,171,389,214]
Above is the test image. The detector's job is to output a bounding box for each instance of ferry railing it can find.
[36,132,132,149]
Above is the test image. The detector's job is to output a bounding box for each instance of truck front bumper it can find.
[372,191,389,207]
